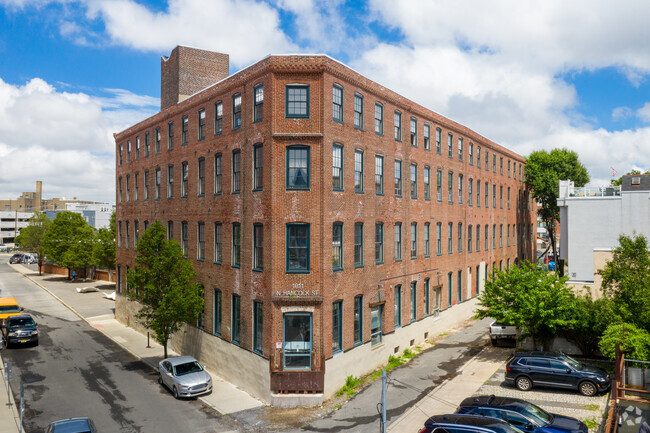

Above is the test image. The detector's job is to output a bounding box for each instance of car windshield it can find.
[9,318,35,328]
[173,361,203,376]
[0,305,20,313]
[515,402,553,425]
[564,354,583,370]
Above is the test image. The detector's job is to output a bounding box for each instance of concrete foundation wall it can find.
[323,297,478,398]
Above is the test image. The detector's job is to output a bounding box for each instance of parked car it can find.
[158,356,212,399]
[457,395,588,433]
[489,320,517,346]
[505,351,610,396]
[9,253,23,264]
[0,244,9,252]
[419,413,525,433]
[0,297,22,320]
[46,417,97,432]
[2,314,38,347]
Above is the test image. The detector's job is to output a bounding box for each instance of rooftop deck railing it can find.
[569,186,621,197]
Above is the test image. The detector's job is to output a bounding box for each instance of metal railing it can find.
[569,186,621,197]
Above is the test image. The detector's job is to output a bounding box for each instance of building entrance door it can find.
[283,313,312,370]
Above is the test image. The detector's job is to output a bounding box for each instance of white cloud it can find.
[637,103,650,123]
[0,78,156,203]
[612,106,634,122]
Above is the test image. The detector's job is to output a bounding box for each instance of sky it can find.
[1,0,650,204]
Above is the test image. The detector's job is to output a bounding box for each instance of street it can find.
[0,260,240,433]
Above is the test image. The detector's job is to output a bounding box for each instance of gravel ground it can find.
[474,366,610,432]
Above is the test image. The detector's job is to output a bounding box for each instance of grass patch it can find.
[438,332,449,337]
[585,404,600,411]
[387,354,406,372]
[333,404,342,410]
[583,418,597,430]
[336,375,364,397]
[403,348,416,359]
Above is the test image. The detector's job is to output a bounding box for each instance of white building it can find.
[557,175,650,296]
[65,203,115,229]
[0,211,33,245]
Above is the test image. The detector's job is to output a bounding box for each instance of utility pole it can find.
[381,369,387,433]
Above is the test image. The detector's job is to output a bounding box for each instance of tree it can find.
[475,261,578,350]
[597,233,650,330]
[42,211,96,278]
[599,323,650,362]
[127,222,204,358]
[612,169,650,186]
[15,212,50,275]
[525,148,589,273]
[565,294,613,357]
[93,212,116,272]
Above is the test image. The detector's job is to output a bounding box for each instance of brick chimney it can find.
[35,180,42,212]
[161,46,229,111]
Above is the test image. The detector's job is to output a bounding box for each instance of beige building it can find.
[0,181,108,212]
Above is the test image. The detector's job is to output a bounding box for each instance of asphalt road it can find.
[0,260,240,433]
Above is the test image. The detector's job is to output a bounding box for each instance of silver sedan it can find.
[158,356,213,399]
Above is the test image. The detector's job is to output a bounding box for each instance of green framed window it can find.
[253,301,263,353]
[232,294,241,345]
[332,222,343,271]
[333,84,343,123]
[354,222,363,267]
[354,295,363,344]
[286,85,309,118]
[286,145,310,190]
[286,223,310,273]
[232,223,241,268]
[333,300,343,353]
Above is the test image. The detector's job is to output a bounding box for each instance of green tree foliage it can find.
[597,233,650,330]
[42,211,96,278]
[15,211,50,275]
[599,323,650,361]
[565,294,613,357]
[93,212,116,271]
[612,169,650,186]
[127,222,204,358]
[475,261,577,350]
[525,148,589,270]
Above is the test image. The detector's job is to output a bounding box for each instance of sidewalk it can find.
[0,354,21,433]
[11,265,265,417]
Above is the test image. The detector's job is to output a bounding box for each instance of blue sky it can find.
[1,0,649,203]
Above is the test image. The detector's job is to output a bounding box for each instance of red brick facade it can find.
[115,50,536,397]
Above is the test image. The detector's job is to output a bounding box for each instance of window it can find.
[375,155,384,195]
[354,149,364,193]
[500,185,503,209]
[197,222,205,261]
[118,177,123,203]
[374,102,383,135]
[253,223,263,270]
[424,124,431,150]
[198,109,206,140]
[410,163,417,199]
[394,159,402,197]
[476,181,480,208]
[214,101,223,135]
[394,285,401,328]
[232,223,241,267]
[436,222,442,256]
[155,167,161,199]
[144,170,149,200]
[286,224,310,272]
[232,93,242,129]
[485,149,489,171]
[477,146,481,168]
[167,221,173,240]
[254,84,263,122]
[458,137,463,161]
[253,301,263,354]
[354,222,363,267]
[231,294,241,345]
[167,164,174,198]
[424,278,430,317]
[457,270,463,303]
[181,221,188,256]
[394,111,402,141]
[493,153,497,173]
[182,115,188,145]
[508,160,511,177]
[213,289,222,335]
[492,224,496,249]
[500,156,504,175]
[286,85,309,118]
[436,127,442,153]
[424,166,431,200]
[253,144,263,191]
[448,222,453,254]
[119,143,123,166]
[214,222,222,264]
[476,225,480,252]
[214,154,222,194]
[145,132,150,157]
[118,221,122,248]
[513,162,516,179]
[507,187,511,209]
[410,281,417,322]
[333,300,343,353]
[134,221,140,245]
[198,157,205,196]
[332,222,343,270]
[371,305,383,346]
[354,295,363,344]
[448,171,453,203]
[468,178,473,206]
[500,224,503,248]
[232,150,241,193]
[181,161,188,197]
[154,127,161,154]
[126,174,130,202]
[458,222,463,253]
[468,224,473,253]
[375,222,384,264]
[286,146,310,190]
[127,141,131,163]
[436,169,442,201]
[333,144,343,190]
[410,117,417,146]
[485,181,489,207]
[458,174,463,204]
[354,93,363,129]
[485,224,489,251]
[447,133,453,158]
[134,172,139,201]
[332,84,343,123]
[410,222,417,259]
[125,222,131,249]
[424,222,430,257]
[135,137,140,160]
[469,142,473,165]
[507,224,510,247]
[395,222,402,261]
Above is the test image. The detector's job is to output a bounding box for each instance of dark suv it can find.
[2,314,39,347]
[457,395,587,433]
[505,351,609,396]
[419,414,525,433]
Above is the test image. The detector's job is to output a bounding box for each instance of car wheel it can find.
[515,376,533,391]
[579,381,597,396]
[172,386,179,399]
[158,374,163,385]
[490,338,497,346]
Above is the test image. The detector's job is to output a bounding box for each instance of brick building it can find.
[115,46,536,404]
